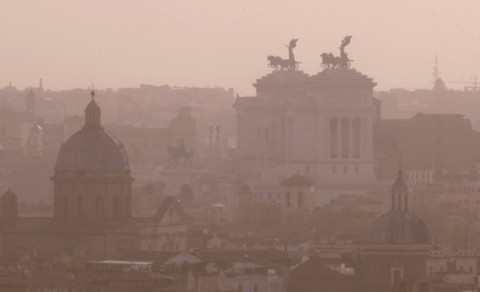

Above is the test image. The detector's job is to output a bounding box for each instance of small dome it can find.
[367,210,432,244]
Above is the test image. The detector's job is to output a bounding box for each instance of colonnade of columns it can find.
[329,117,362,159]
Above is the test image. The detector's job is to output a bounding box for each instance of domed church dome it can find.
[54,90,130,176]
[52,90,133,220]
[367,210,432,244]
[367,171,432,245]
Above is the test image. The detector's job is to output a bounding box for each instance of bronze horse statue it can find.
[321,36,353,70]
[267,38,300,71]
[168,143,194,168]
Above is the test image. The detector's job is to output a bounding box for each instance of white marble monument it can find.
[234,37,376,205]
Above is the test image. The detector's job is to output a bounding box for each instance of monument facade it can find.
[234,37,376,204]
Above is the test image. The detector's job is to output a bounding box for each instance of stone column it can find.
[337,116,342,160]
[349,117,354,159]
[324,117,329,160]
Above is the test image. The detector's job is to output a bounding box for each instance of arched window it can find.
[341,117,349,158]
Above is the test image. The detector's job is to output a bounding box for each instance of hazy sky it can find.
[1,0,479,95]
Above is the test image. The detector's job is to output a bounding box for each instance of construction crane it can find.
[446,77,478,92]
[432,56,479,92]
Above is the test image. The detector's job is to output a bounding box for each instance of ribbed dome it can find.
[54,91,130,175]
[367,210,432,244]
[55,127,129,173]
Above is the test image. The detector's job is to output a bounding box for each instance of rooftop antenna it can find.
[433,55,440,86]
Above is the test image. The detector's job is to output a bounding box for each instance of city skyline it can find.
[0,0,479,94]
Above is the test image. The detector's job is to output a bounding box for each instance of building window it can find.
[352,118,361,158]
[330,118,338,158]
[390,267,404,286]
[286,192,291,207]
[341,117,349,158]
[297,192,303,208]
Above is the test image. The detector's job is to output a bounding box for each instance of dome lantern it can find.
[391,170,409,211]
[84,89,101,128]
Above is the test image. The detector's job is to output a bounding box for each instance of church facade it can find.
[0,91,189,260]
[235,49,376,205]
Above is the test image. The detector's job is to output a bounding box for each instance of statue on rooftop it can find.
[321,36,354,70]
[168,139,194,168]
[267,39,301,71]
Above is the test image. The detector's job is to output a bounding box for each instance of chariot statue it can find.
[267,39,301,71]
[321,36,354,70]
